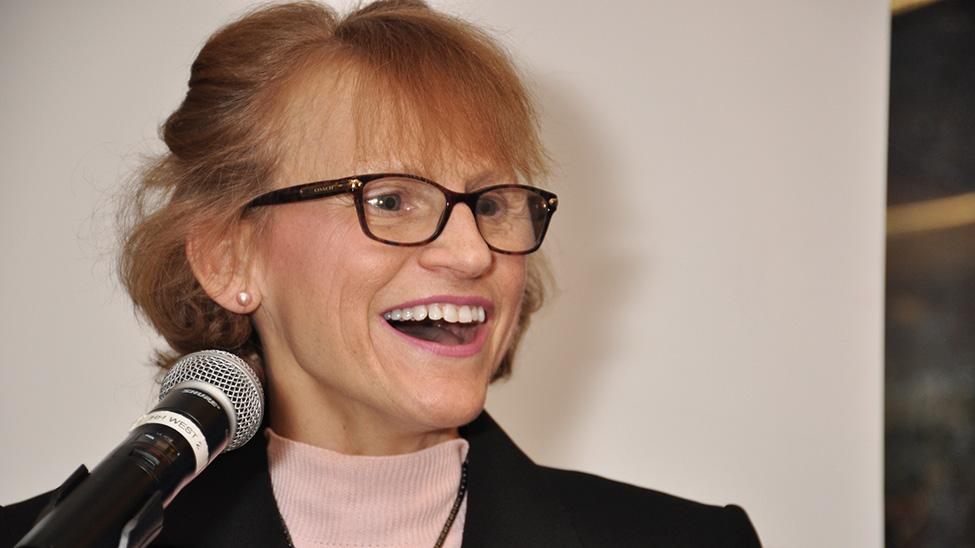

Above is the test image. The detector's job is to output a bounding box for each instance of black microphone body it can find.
[16,350,263,548]
[17,387,230,548]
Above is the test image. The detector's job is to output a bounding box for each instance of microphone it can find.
[16,350,264,548]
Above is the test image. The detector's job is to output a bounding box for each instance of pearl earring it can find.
[235,291,252,307]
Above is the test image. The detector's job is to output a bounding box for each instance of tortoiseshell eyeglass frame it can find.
[246,173,558,255]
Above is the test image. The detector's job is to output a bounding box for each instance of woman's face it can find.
[249,79,527,451]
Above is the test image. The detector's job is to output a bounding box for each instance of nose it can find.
[417,203,493,278]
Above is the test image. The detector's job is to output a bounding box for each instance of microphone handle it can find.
[17,388,230,548]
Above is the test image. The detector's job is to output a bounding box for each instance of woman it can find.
[2,2,761,546]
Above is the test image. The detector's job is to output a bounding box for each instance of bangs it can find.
[334,4,549,182]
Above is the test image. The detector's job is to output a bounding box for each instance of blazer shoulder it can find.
[1,491,55,548]
[539,467,762,548]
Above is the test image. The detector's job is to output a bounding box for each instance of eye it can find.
[367,193,403,211]
[476,197,502,217]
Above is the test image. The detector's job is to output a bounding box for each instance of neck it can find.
[268,372,460,455]
[266,428,469,548]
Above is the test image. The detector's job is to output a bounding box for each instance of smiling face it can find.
[247,73,528,454]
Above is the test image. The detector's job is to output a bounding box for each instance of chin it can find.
[406,381,488,432]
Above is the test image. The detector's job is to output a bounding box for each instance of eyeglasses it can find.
[246,173,558,255]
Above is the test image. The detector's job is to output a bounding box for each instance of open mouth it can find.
[383,303,487,346]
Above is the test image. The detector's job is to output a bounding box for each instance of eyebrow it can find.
[366,165,510,190]
[466,170,505,190]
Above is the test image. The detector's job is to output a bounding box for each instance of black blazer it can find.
[2,413,761,547]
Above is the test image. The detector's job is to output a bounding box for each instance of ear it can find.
[186,222,262,314]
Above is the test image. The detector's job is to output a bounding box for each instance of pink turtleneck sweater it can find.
[265,428,469,548]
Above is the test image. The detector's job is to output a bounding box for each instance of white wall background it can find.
[0,2,888,547]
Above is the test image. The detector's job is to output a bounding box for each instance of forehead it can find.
[271,69,359,182]
[270,62,519,187]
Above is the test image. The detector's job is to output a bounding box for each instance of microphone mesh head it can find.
[160,350,265,451]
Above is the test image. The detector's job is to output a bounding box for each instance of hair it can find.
[119,0,550,381]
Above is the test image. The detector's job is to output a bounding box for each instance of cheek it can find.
[258,212,358,330]
[499,255,528,302]
[258,210,406,343]
[494,255,529,335]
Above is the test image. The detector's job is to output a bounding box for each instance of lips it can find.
[381,298,491,356]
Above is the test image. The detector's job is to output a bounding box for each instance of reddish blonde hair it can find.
[120,0,549,379]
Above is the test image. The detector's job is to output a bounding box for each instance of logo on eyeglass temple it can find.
[301,180,357,197]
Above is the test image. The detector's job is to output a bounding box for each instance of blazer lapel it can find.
[460,413,583,548]
[161,412,582,548]
[156,433,292,548]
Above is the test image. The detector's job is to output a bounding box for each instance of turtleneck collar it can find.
[265,428,469,548]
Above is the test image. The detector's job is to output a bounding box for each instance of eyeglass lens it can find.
[360,177,548,253]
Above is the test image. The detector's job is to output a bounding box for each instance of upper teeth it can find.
[384,303,487,324]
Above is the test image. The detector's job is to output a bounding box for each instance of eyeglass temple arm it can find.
[247,179,358,208]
